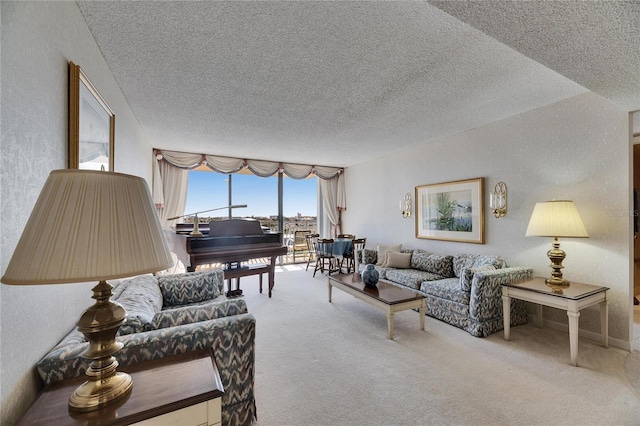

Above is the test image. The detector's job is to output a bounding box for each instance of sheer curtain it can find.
[154,159,189,229]
[319,174,347,237]
[153,149,346,233]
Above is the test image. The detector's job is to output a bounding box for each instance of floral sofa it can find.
[36,269,256,426]
[358,245,533,337]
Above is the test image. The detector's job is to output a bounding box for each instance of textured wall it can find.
[0,2,153,423]
[344,92,631,345]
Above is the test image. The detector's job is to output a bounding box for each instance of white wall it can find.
[1,2,154,423]
[344,92,631,345]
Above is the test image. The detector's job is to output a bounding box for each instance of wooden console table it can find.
[18,350,224,425]
[502,277,609,367]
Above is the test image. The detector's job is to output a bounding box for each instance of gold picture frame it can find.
[415,177,485,244]
[69,61,115,171]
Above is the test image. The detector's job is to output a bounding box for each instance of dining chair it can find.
[305,233,320,271]
[313,238,339,277]
[292,230,311,263]
[349,238,366,273]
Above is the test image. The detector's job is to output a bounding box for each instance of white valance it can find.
[155,149,344,180]
[203,155,244,173]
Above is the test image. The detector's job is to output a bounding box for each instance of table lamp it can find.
[525,200,588,289]
[1,169,173,412]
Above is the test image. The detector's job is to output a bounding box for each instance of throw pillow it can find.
[158,270,223,307]
[376,244,402,266]
[113,275,163,335]
[453,253,476,277]
[383,251,412,269]
[459,264,496,292]
[473,255,505,269]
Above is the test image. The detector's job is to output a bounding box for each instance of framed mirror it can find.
[69,61,114,171]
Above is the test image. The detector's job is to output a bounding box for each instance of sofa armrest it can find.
[469,267,533,322]
[151,298,248,329]
[37,313,257,426]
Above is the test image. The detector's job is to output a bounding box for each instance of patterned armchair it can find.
[36,269,257,426]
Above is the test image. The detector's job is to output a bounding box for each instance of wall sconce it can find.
[400,192,412,218]
[490,182,507,218]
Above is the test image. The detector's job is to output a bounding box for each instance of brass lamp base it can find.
[545,237,570,293]
[69,371,132,412]
[69,280,132,412]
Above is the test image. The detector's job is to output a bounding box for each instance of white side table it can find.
[502,277,609,367]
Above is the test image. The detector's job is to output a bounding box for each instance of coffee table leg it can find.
[387,311,394,340]
[419,300,425,332]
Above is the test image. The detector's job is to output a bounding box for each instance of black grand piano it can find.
[166,218,288,297]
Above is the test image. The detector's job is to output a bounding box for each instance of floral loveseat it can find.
[358,245,533,337]
[36,269,256,426]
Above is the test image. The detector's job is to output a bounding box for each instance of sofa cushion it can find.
[382,251,412,268]
[158,270,223,307]
[113,275,163,335]
[459,264,496,292]
[420,277,470,306]
[411,251,454,277]
[385,269,446,290]
[376,244,402,266]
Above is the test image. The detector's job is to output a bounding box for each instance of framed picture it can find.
[415,178,484,244]
[68,61,114,171]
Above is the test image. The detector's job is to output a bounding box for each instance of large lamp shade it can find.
[2,169,173,284]
[525,200,589,238]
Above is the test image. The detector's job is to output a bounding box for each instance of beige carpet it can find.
[239,265,640,425]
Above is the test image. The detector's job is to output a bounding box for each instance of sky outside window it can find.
[185,170,317,217]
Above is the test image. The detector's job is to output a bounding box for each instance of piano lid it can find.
[208,218,265,236]
[173,218,273,236]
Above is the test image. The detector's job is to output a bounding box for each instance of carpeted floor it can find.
[239,265,640,425]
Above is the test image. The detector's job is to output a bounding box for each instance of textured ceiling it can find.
[76,1,639,167]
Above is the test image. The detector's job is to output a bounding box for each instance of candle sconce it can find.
[401,192,412,218]
[490,182,507,218]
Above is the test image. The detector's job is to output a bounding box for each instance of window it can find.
[185,170,317,261]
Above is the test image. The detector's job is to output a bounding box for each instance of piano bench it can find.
[224,264,271,297]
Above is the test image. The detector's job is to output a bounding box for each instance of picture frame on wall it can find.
[415,177,485,244]
[68,61,115,171]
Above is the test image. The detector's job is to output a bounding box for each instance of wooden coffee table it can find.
[327,273,426,339]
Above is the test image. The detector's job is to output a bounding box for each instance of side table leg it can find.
[502,292,511,341]
[600,299,609,348]
[567,310,580,367]
[536,304,543,328]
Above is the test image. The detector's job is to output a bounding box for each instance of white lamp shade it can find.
[525,200,589,238]
[1,169,173,285]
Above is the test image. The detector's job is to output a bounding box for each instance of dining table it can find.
[332,238,353,257]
